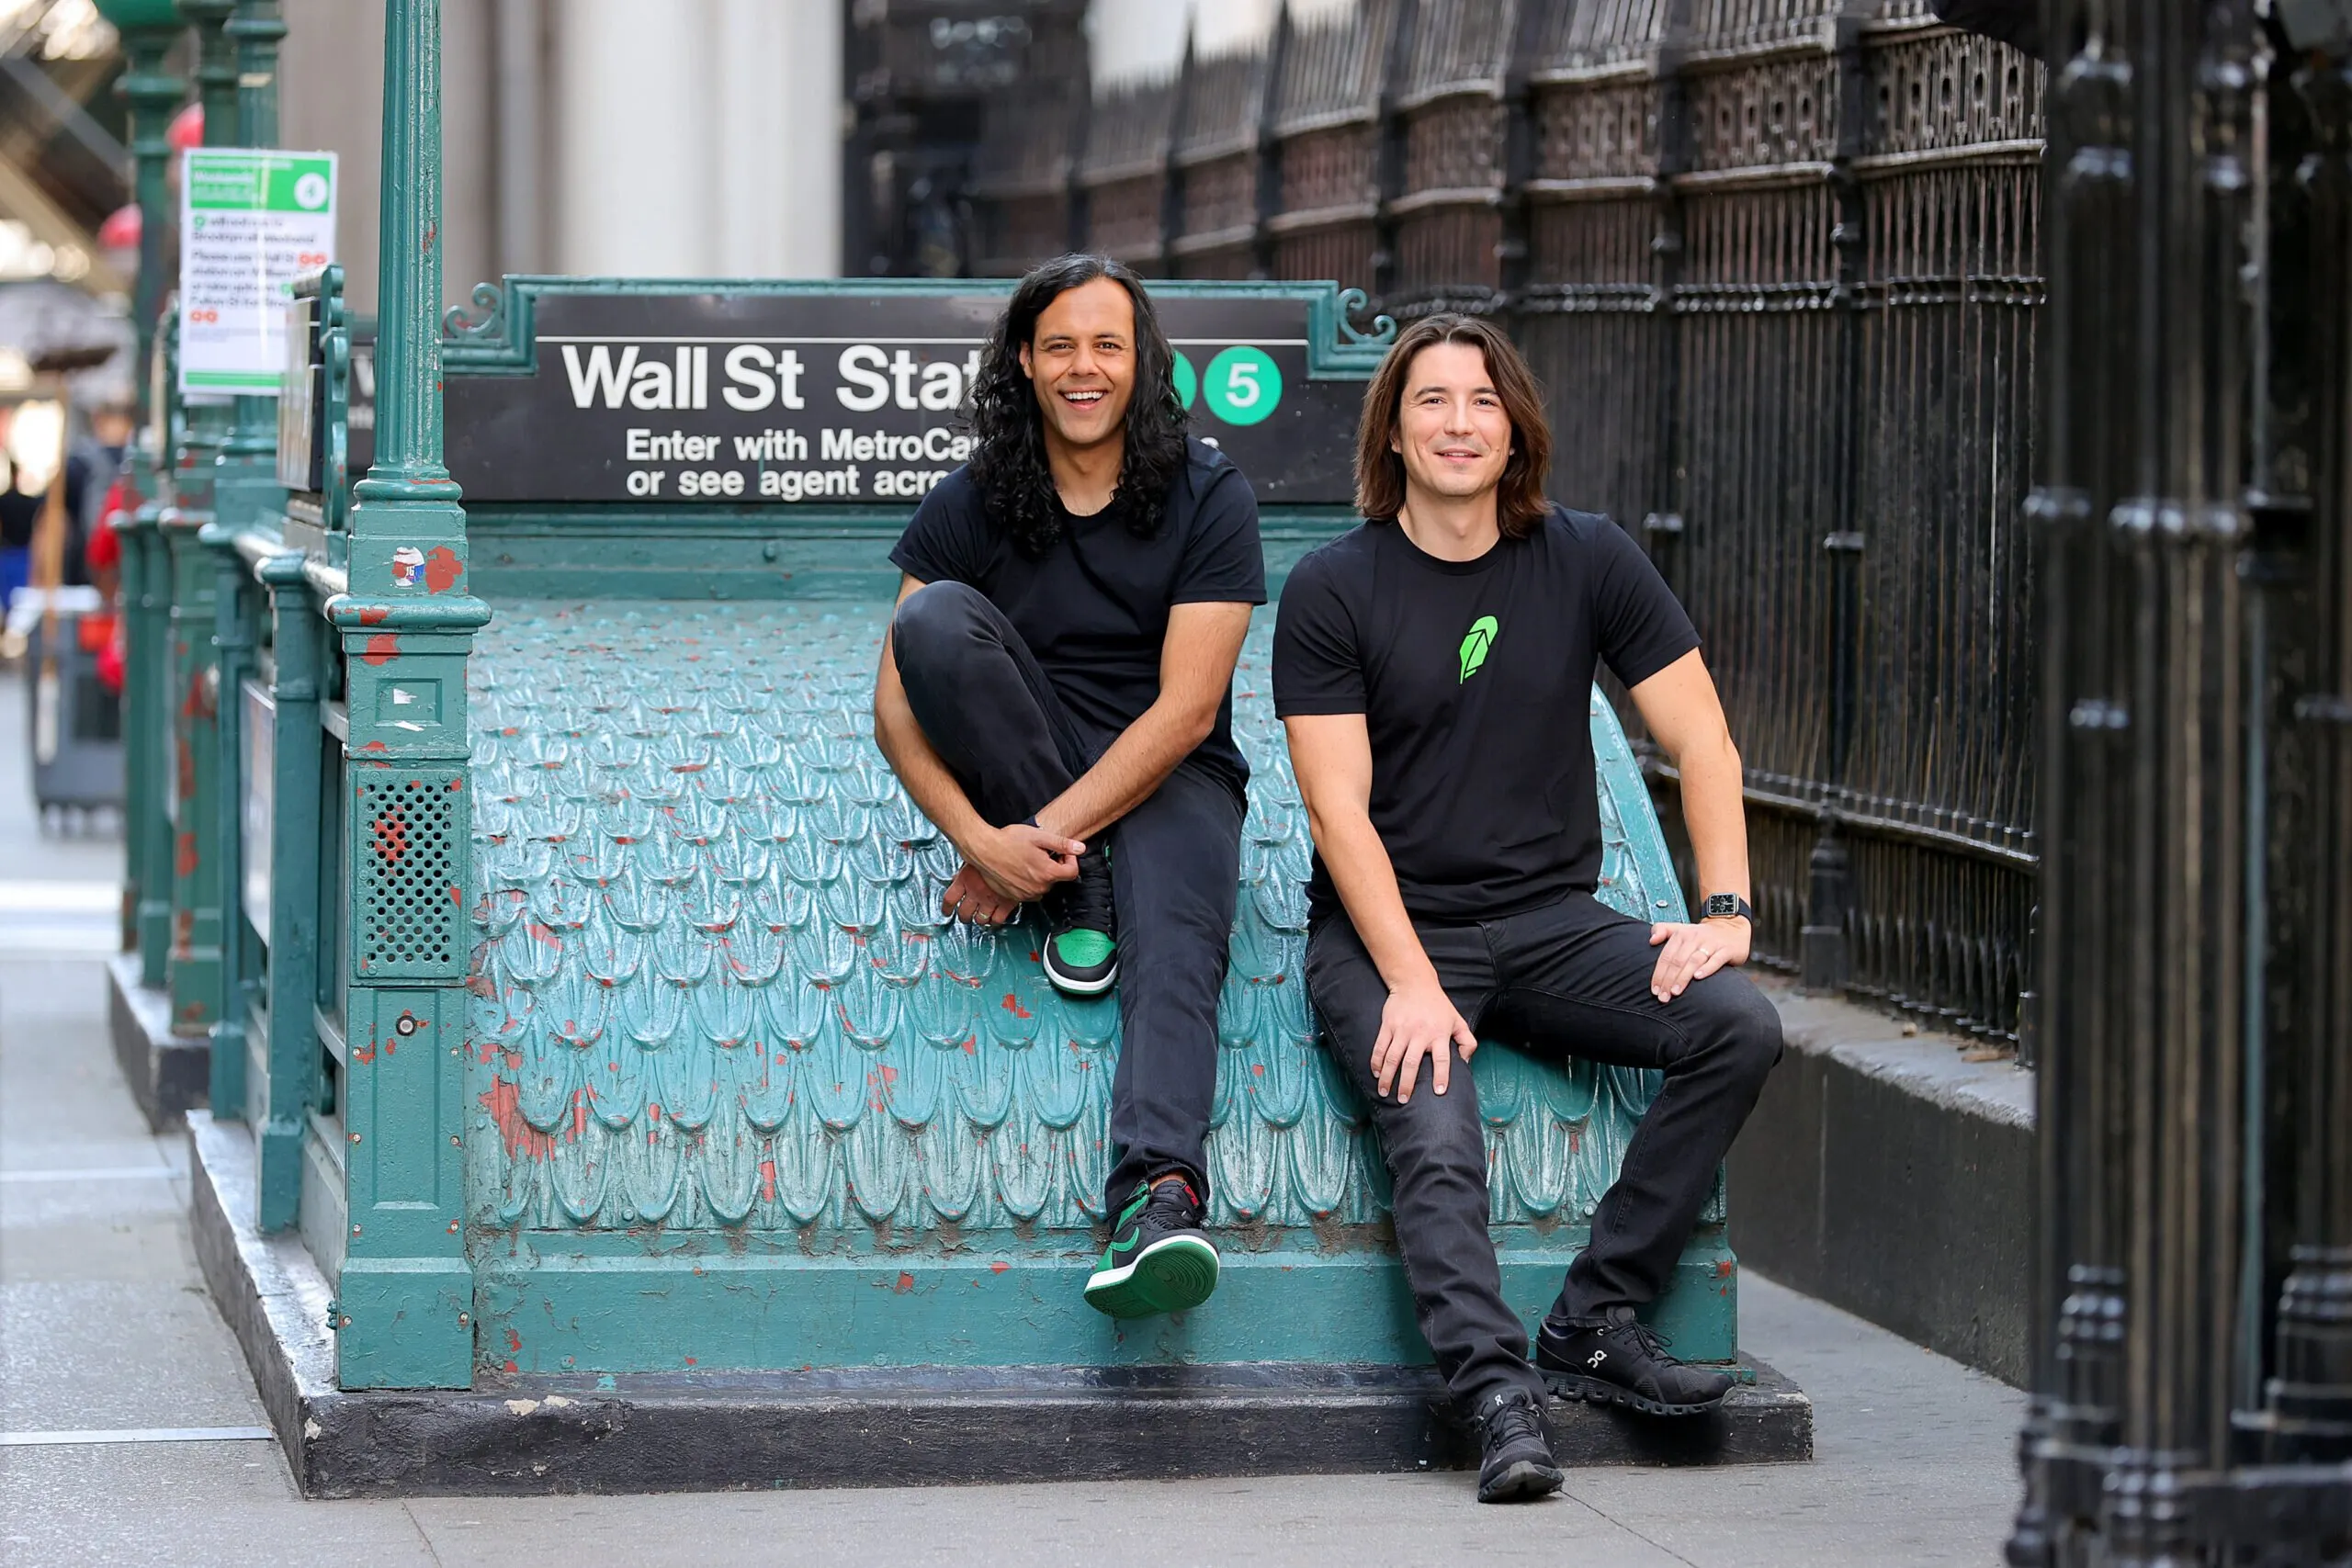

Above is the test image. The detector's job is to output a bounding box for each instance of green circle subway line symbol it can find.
[1203,345,1281,426]
[1172,349,1198,411]
[294,172,331,210]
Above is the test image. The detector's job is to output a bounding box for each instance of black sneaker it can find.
[1535,1305,1736,1416]
[1040,847,1116,997]
[1082,1176,1218,1319]
[1472,1388,1564,1504]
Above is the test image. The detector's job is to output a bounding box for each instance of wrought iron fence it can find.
[969,0,2044,1047]
[2007,2,2352,1562]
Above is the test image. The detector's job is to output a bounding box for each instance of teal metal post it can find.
[333,0,488,1389]
[131,318,182,985]
[201,0,291,1118]
[256,548,319,1232]
[111,10,183,958]
[216,0,288,533]
[163,0,239,1036]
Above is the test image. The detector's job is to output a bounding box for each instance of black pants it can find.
[1305,893,1782,1411]
[890,581,1241,1213]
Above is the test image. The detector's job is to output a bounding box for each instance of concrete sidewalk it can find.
[0,942,2025,1568]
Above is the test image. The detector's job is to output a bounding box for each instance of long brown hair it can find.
[1352,313,1553,536]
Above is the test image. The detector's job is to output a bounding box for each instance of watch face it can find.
[1704,894,1739,919]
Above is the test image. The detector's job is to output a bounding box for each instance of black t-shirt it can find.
[1272,507,1700,923]
[889,438,1268,792]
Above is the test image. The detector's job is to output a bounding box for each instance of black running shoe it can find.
[1535,1304,1736,1416]
[1472,1388,1564,1504]
[1041,847,1116,997]
[1083,1176,1218,1319]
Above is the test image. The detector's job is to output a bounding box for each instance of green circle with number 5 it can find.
[1204,345,1282,426]
[1171,349,1198,411]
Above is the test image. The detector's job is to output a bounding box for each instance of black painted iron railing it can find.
[968,0,2044,1048]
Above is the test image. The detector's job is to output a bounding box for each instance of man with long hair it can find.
[874,254,1262,1319]
[1274,315,1782,1502]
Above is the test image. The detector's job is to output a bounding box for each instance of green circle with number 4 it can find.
[1204,345,1282,426]
[1171,349,1198,411]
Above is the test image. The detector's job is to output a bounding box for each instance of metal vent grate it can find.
[356,774,458,976]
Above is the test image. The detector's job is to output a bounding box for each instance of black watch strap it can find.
[1702,893,1754,923]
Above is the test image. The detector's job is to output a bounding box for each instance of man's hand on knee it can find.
[1645,917,1752,1002]
[1374,976,1479,1104]
[964,821,1087,905]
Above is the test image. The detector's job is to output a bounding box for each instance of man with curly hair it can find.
[873,254,1263,1319]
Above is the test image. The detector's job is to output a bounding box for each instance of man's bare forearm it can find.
[1032,699,1210,845]
[1308,802,1443,994]
[872,633,992,855]
[1675,729,1752,905]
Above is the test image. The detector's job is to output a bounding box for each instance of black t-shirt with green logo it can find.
[1272,507,1700,924]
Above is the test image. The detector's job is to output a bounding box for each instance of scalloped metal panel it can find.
[463,602,1702,1242]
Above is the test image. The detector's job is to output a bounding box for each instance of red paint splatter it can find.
[1000,994,1031,1020]
[362,633,399,665]
[893,1272,915,1295]
[526,920,560,947]
[353,1043,376,1066]
[449,886,463,907]
[424,546,462,592]
[359,740,387,753]
[880,1066,898,1084]
[1250,1063,1264,1077]
[479,1078,554,1160]
[684,1357,697,1367]
[175,831,198,876]
[372,813,411,865]
[960,1036,977,1055]
[176,738,195,800]
[759,1159,777,1203]
[571,1092,588,1142]
[359,604,390,626]
[989,1261,1010,1275]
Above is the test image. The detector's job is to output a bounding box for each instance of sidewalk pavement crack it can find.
[401,1502,447,1567]
[1558,1488,1701,1567]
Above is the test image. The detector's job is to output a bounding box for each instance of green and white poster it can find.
[177,149,336,397]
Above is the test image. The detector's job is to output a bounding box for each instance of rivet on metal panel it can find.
[349,1131,360,1144]
[351,1224,361,1236]
[458,1313,469,1325]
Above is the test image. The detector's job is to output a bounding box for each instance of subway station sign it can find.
[443,285,1383,507]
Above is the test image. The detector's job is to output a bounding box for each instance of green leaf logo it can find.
[1459,615,1498,683]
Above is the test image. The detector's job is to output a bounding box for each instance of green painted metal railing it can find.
[119,0,1747,1393]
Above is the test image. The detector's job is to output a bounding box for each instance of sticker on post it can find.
[391,546,424,588]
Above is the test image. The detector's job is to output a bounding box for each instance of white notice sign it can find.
[178,149,336,397]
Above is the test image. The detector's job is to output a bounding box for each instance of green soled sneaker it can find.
[1083,1176,1219,1319]
[1041,847,1117,997]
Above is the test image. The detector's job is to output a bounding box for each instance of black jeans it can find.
[1305,893,1782,1411]
[890,581,1241,1213]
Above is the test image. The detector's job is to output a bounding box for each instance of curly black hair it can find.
[966,254,1190,558]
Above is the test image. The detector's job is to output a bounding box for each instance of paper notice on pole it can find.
[177,150,336,398]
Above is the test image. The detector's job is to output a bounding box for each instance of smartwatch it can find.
[1702,893,1754,924]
